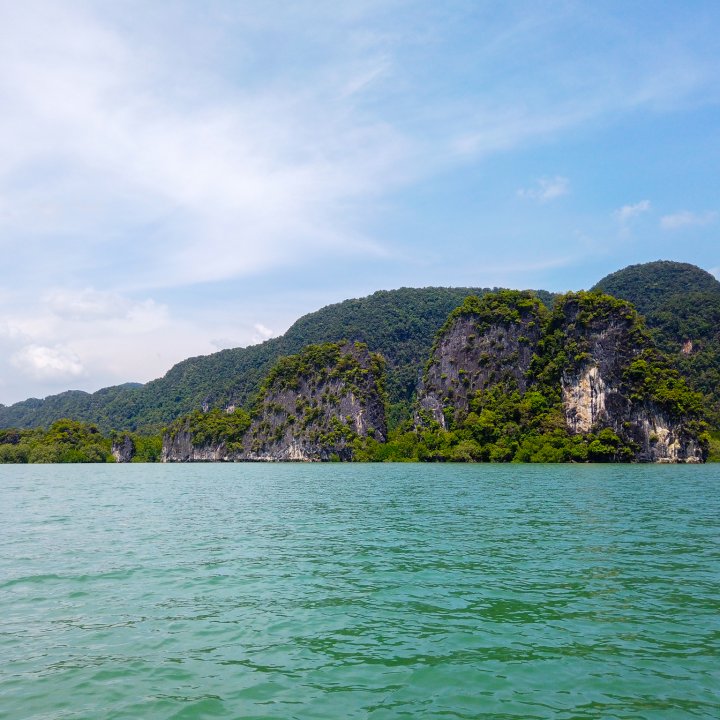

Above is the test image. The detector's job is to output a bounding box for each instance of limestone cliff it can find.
[111,434,135,463]
[418,291,706,463]
[161,428,228,462]
[547,293,705,462]
[418,291,547,428]
[163,342,386,462]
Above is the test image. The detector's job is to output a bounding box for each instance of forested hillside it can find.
[1,259,718,437]
[1,286,535,431]
[593,261,720,422]
[167,290,707,464]
[0,420,160,464]
[163,341,387,462]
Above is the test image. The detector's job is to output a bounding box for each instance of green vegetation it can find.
[592,261,720,316]
[166,342,386,458]
[107,432,163,462]
[258,341,386,402]
[0,421,163,463]
[443,289,547,332]
[126,434,163,462]
[0,286,554,433]
[165,408,252,451]
[0,419,115,463]
[355,290,705,463]
[354,387,635,463]
[1,259,717,465]
[707,430,720,462]
[593,261,720,424]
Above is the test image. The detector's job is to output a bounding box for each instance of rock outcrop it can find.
[418,291,546,428]
[161,429,227,462]
[551,293,705,462]
[163,291,706,464]
[111,434,135,463]
[418,290,706,463]
[163,342,386,462]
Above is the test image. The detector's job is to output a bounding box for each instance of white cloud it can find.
[710,267,720,280]
[12,344,85,379]
[0,2,719,404]
[0,287,178,401]
[660,210,718,230]
[252,323,275,343]
[1,3,715,294]
[47,288,138,321]
[614,200,651,223]
[0,320,28,341]
[517,176,569,203]
[0,1,410,291]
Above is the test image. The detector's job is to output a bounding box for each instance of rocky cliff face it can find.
[111,434,135,463]
[161,429,227,462]
[418,291,546,428]
[551,294,705,462]
[163,342,386,462]
[162,292,705,464]
[418,291,706,463]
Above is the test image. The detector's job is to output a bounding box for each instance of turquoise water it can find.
[1,464,719,719]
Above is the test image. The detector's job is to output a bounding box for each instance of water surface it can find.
[1,463,719,719]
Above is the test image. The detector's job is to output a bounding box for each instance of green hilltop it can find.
[593,260,720,423]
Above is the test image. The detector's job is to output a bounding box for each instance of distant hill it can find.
[592,261,720,315]
[3,259,717,434]
[3,287,555,431]
[593,260,720,421]
[0,384,143,431]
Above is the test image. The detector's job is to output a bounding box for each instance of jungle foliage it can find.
[1,260,718,460]
[0,419,109,463]
[593,260,720,423]
[354,391,636,463]
[0,419,163,464]
[353,290,707,463]
[0,287,533,432]
[165,408,252,452]
[166,341,386,453]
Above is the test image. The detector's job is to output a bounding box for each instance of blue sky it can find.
[1,0,719,404]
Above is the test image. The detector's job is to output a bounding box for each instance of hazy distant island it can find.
[1,260,719,464]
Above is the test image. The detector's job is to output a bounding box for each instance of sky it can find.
[1,0,719,405]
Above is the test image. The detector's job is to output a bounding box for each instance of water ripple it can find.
[0,463,718,719]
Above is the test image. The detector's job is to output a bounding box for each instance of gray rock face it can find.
[561,365,703,462]
[418,291,706,463]
[111,434,135,463]
[556,296,705,463]
[161,429,227,462]
[162,342,386,462]
[418,292,545,428]
[562,365,607,433]
[240,378,385,462]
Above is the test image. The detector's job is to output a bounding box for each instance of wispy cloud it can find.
[1,1,720,403]
[615,200,651,224]
[0,1,410,292]
[252,323,275,343]
[12,344,85,380]
[660,210,718,230]
[0,287,189,401]
[45,288,160,322]
[2,2,717,293]
[517,176,569,203]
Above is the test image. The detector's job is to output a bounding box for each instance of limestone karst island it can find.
[1,260,719,464]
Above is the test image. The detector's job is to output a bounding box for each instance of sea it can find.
[1,463,718,719]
